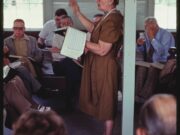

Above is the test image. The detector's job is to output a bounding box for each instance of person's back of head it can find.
[136,94,176,135]
[13,110,68,135]
[55,8,68,17]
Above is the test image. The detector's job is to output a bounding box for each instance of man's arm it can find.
[37,37,45,49]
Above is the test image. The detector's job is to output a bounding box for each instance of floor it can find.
[32,94,123,135]
[4,92,142,135]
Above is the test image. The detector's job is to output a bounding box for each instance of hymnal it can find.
[60,27,87,60]
[54,27,68,36]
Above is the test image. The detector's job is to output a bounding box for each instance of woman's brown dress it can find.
[79,10,123,120]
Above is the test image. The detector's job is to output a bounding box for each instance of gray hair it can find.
[144,16,158,25]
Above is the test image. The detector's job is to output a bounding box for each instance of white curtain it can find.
[154,0,176,29]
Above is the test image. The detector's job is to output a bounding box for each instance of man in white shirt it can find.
[38,9,67,74]
[50,16,82,111]
[38,8,67,48]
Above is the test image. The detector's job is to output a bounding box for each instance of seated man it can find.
[136,94,176,135]
[4,19,43,77]
[38,8,68,75]
[135,16,175,102]
[3,74,51,128]
[3,46,43,94]
[38,8,68,48]
[50,15,82,111]
[3,47,50,127]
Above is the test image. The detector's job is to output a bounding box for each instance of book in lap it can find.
[60,27,87,60]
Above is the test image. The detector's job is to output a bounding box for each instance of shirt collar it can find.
[10,34,30,41]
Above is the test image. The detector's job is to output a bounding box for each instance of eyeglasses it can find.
[13,27,24,30]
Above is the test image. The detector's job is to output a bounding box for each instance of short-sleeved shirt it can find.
[79,10,123,120]
[14,38,28,57]
[39,20,57,46]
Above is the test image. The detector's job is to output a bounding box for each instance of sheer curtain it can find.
[3,0,43,29]
[155,0,176,30]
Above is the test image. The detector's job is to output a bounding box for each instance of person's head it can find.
[136,94,176,135]
[54,8,68,28]
[60,15,73,27]
[13,19,25,38]
[92,13,104,23]
[144,16,159,34]
[96,0,119,11]
[13,110,68,135]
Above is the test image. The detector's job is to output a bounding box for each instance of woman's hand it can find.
[69,0,80,16]
[84,45,89,54]
[48,47,60,53]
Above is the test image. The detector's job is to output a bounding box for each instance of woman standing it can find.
[69,0,123,134]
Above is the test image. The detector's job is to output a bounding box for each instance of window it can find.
[154,0,176,30]
[3,0,43,30]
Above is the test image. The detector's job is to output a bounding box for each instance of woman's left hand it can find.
[69,0,80,16]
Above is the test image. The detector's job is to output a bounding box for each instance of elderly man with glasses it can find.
[4,19,43,77]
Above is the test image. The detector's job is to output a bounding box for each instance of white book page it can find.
[52,34,65,49]
[3,65,10,79]
[9,61,22,69]
[60,27,87,60]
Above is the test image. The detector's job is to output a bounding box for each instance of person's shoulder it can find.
[26,35,37,41]
[107,12,123,25]
[109,10,123,20]
[4,35,13,41]
[159,28,175,38]
[159,27,172,34]
[43,20,56,26]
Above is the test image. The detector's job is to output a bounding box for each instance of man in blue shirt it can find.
[136,16,175,62]
[135,17,175,102]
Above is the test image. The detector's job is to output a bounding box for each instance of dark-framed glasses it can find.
[13,27,25,30]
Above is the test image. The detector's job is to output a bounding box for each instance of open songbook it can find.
[54,27,68,36]
[60,27,87,60]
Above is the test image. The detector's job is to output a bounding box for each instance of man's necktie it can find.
[146,44,154,62]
